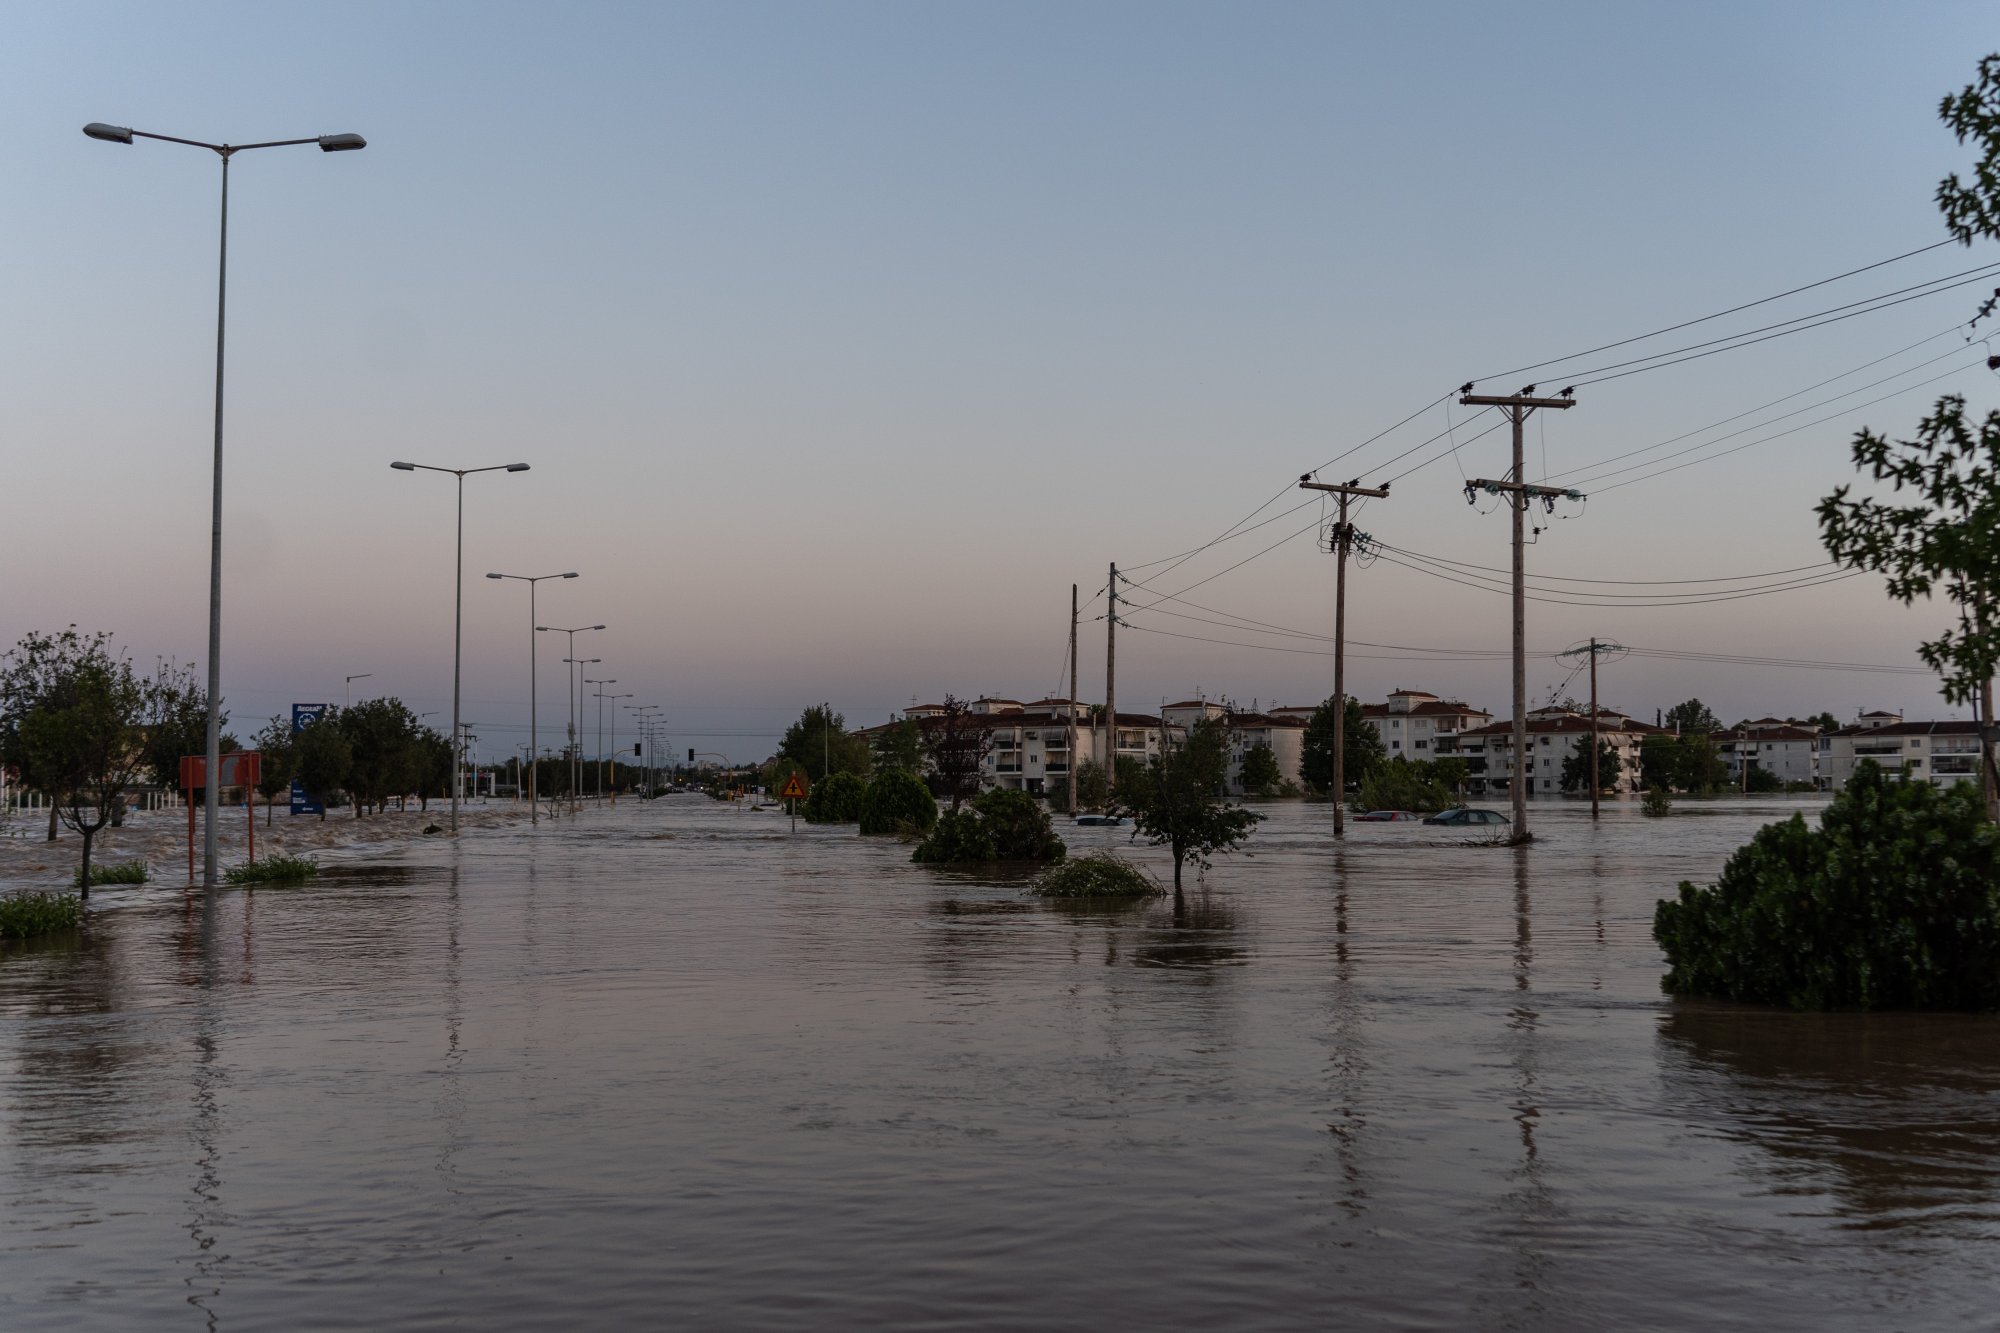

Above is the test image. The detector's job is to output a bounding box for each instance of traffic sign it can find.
[778,772,809,800]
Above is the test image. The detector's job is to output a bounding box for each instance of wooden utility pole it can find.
[1105,562,1118,794]
[1069,583,1080,816]
[1299,476,1390,839]
[1461,386,1578,840]
[1557,637,1622,820]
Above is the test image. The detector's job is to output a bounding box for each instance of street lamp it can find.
[600,692,634,800]
[584,678,616,797]
[564,658,602,810]
[628,704,659,794]
[487,571,579,824]
[87,121,367,887]
[537,625,604,813]
[345,673,371,708]
[389,460,531,834]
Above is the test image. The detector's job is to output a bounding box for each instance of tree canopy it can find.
[1663,699,1722,735]
[1301,696,1385,794]
[779,703,872,783]
[1115,718,1260,894]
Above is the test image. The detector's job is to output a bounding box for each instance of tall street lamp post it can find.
[86,121,366,887]
[538,625,604,813]
[487,572,578,824]
[389,461,530,834]
[564,658,601,810]
[628,704,659,794]
[600,692,633,800]
[584,678,616,797]
[344,673,371,709]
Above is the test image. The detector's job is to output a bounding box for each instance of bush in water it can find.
[1653,761,2000,1010]
[0,891,86,940]
[859,768,938,836]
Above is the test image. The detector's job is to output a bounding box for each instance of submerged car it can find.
[1423,807,1511,827]
[1353,810,1420,822]
[1073,814,1128,827]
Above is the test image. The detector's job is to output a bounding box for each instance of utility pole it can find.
[1068,583,1080,816]
[1558,638,1623,820]
[1461,385,1578,840]
[1104,562,1118,794]
[1298,476,1390,839]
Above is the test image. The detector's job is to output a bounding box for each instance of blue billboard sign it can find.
[290,703,328,814]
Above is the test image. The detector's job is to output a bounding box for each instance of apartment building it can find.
[1160,700,1307,794]
[1357,689,1494,759]
[1819,718,1984,791]
[871,697,1162,795]
[1716,723,1821,786]
[1456,707,1659,797]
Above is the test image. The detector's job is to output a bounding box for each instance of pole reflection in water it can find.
[183,891,225,1331]
[1322,847,1370,1223]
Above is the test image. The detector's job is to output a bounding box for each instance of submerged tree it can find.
[1,630,155,893]
[252,715,297,826]
[292,710,352,821]
[1115,717,1260,897]
[1559,740,1623,795]
[1300,695,1386,795]
[921,695,992,812]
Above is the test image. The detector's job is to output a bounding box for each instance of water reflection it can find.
[183,892,225,1330]
[1660,1004,2000,1231]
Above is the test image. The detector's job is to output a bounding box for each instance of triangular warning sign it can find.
[778,772,809,800]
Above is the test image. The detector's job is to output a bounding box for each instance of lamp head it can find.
[506,463,531,472]
[83,122,134,144]
[390,461,416,471]
[485,573,505,580]
[591,624,606,631]
[317,133,367,152]
[562,572,580,579]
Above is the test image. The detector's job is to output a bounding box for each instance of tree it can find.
[252,715,297,826]
[338,698,421,817]
[1559,740,1622,795]
[870,718,923,773]
[911,788,1065,863]
[1640,733,1678,791]
[1653,761,2000,1010]
[1115,718,1261,896]
[412,728,452,811]
[1815,55,2000,820]
[921,695,991,811]
[139,658,222,809]
[1049,757,1110,812]
[1673,734,1729,796]
[1237,743,1282,797]
[0,628,99,842]
[1663,699,1721,736]
[293,712,352,820]
[1301,696,1385,794]
[1805,711,1841,734]
[5,632,152,894]
[778,703,871,783]
[859,767,938,835]
[803,770,866,823]
[1354,756,1455,814]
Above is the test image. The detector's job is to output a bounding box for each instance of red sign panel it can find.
[180,752,262,789]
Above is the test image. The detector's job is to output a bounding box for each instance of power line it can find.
[1371,550,1865,607]
[1376,543,1839,586]
[1472,238,1959,383]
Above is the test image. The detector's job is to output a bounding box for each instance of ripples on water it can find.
[2,795,1997,1329]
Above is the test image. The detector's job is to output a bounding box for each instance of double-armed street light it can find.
[487,572,579,824]
[564,658,602,810]
[584,678,616,797]
[627,704,659,794]
[597,689,634,799]
[538,625,605,813]
[85,120,366,886]
[389,461,531,834]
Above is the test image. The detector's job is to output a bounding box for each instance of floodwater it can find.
[3,795,1997,1330]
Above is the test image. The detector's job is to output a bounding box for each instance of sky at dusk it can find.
[4,2,1997,761]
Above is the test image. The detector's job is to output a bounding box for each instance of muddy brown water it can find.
[3,795,1996,1329]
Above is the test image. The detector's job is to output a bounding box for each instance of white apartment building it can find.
[1160,700,1307,795]
[1819,719,1984,791]
[1716,723,1820,786]
[1456,707,1659,797]
[876,697,1163,795]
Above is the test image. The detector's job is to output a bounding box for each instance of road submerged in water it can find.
[3,794,1997,1330]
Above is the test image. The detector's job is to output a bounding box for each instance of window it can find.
[1392,741,1401,751]
[1415,740,1428,750]
[1391,720,1401,729]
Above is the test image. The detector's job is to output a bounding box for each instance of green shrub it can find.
[0,891,86,940]
[1352,756,1455,813]
[1653,762,2000,1010]
[224,854,320,885]
[1641,786,1673,817]
[803,770,866,824]
[78,859,147,887]
[1030,852,1162,898]
[911,808,997,863]
[911,788,1067,863]
[859,768,938,836]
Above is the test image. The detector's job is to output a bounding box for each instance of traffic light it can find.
[688,748,696,763]
[634,742,642,756]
